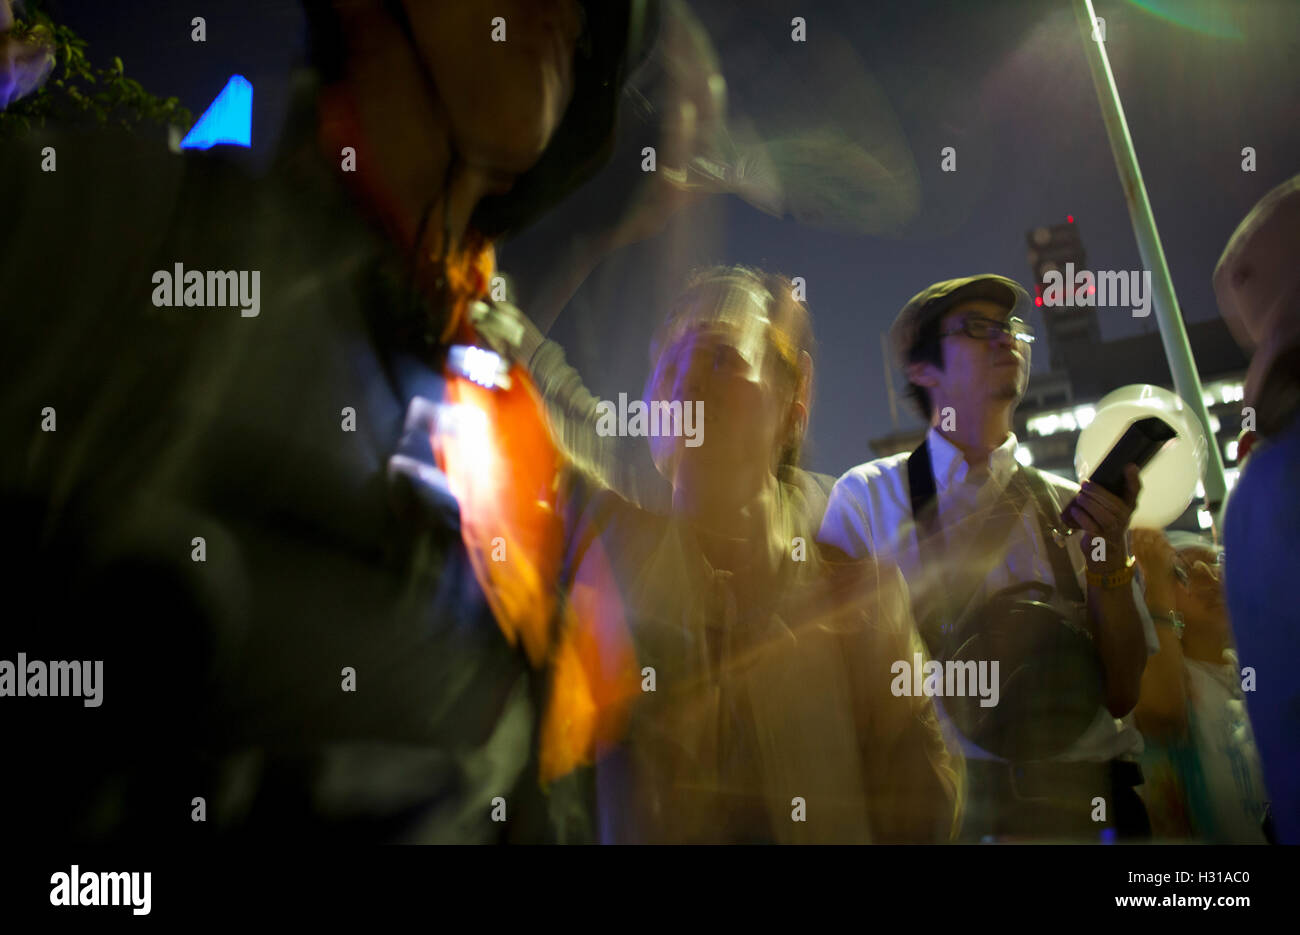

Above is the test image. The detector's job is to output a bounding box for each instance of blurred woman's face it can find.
[401,0,582,176]
[1174,546,1230,647]
[650,315,793,490]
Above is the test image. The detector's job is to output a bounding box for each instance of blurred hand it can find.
[1132,528,1178,613]
[1063,463,1141,571]
[609,0,727,249]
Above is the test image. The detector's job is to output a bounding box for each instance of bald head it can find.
[1214,174,1300,348]
[1214,175,1300,418]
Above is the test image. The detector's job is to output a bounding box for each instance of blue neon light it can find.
[180,75,252,150]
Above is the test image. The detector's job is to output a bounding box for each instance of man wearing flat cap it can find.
[819,275,1158,841]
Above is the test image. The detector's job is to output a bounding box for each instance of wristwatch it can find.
[1086,554,1136,590]
[1152,610,1185,639]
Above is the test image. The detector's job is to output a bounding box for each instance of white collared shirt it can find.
[819,427,1159,763]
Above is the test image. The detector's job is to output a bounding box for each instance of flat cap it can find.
[890,274,1029,368]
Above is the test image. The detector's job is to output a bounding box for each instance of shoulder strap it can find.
[905,440,1086,654]
[1019,467,1086,605]
[906,437,938,539]
[905,437,954,654]
[907,437,1030,654]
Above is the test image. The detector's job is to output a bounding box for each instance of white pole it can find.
[1071,0,1229,514]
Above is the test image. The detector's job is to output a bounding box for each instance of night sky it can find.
[45,0,1300,477]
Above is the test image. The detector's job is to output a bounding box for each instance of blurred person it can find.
[1131,530,1269,843]
[459,266,962,842]
[1213,172,1300,844]
[819,275,1159,842]
[0,0,659,842]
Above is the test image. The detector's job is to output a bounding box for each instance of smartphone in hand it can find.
[1085,416,1177,499]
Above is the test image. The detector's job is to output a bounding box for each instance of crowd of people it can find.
[1,0,1294,845]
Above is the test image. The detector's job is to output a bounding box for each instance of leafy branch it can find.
[1,5,191,138]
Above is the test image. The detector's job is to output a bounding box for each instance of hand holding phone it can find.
[1061,417,1174,538]
[1085,416,1177,499]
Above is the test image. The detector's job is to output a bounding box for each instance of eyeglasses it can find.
[940,316,1036,344]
